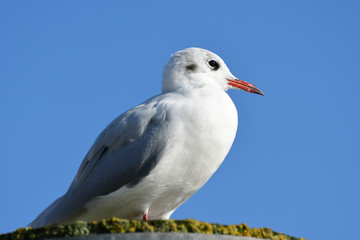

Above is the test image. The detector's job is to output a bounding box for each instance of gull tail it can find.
[29,196,67,228]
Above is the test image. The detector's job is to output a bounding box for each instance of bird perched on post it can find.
[30,47,263,228]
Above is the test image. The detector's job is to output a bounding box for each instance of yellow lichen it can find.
[0,218,305,240]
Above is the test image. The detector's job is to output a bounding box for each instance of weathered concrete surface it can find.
[0,218,304,240]
[44,233,264,240]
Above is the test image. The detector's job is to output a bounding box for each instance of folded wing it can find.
[30,96,172,227]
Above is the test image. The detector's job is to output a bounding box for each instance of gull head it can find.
[162,47,263,96]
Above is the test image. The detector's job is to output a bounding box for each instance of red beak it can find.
[227,79,264,96]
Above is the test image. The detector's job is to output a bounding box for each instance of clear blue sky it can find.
[1,1,359,239]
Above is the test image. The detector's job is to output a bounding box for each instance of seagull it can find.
[30,47,263,228]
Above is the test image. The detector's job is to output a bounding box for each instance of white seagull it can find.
[30,47,263,228]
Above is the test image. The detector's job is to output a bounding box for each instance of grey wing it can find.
[30,102,171,227]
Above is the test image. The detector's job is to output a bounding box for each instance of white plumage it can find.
[30,47,263,228]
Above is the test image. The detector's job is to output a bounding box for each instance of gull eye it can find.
[208,60,219,70]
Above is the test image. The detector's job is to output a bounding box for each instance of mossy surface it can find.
[0,218,305,240]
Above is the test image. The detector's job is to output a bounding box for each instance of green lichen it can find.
[0,218,305,240]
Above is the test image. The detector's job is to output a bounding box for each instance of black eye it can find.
[208,60,219,70]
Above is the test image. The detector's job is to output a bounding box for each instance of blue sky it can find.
[1,1,359,239]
